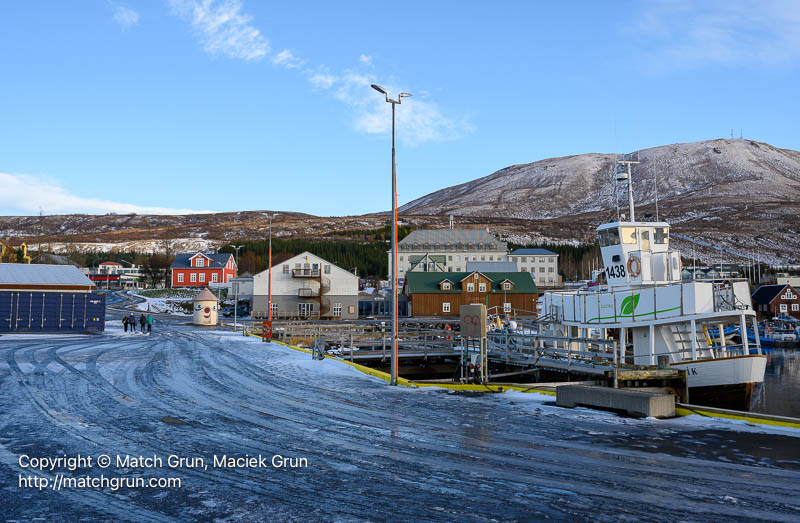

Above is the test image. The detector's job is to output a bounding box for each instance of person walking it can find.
[123,314,129,333]
[130,314,136,333]
[139,314,146,333]
[146,314,153,334]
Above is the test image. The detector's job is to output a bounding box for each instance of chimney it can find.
[449,215,454,230]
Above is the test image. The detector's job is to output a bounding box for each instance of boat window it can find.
[620,227,637,244]
[654,227,668,245]
[640,230,650,251]
[598,228,620,247]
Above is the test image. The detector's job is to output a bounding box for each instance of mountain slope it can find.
[399,139,800,221]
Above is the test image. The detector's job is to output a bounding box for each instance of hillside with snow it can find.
[399,139,800,220]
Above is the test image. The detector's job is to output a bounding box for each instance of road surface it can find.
[1,316,799,521]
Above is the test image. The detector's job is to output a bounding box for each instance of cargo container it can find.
[0,291,105,333]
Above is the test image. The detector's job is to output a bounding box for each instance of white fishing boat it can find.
[538,161,766,411]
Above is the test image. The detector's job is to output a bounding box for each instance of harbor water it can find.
[752,349,800,417]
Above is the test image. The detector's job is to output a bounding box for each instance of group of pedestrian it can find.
[123,313,153,334]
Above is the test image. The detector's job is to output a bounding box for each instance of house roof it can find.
[404,272,538,294]
[1,238,27,248]
[399,229,507,250]
[752,284,791,304]
[0,264,94,286]
[466,261,518,272]
[511,248,557,256]
[171,252,234,269]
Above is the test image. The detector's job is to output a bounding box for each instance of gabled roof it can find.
[511,248,558,256]
[405,272,538,294]
[0,264,94,287]
[752,284,791,304]
[171,252,234,269]
[459,271,493,282]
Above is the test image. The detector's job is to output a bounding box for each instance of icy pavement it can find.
[1,324,799,521]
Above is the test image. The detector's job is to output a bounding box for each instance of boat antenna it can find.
[617,159,639,222]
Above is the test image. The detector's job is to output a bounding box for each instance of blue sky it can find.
[1,1,798,216]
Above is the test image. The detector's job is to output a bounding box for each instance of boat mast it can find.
[617,160,639,222]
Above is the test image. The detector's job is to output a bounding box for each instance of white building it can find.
[509,248,560,287]
[252,252,359,320]
[389,229,509,279]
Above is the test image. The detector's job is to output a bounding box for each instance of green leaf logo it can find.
[620,293,640,315]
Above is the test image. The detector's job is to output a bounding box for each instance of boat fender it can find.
[627,256,642,278]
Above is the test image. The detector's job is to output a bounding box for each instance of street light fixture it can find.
[371,83,411,386]
[229,244,244,332]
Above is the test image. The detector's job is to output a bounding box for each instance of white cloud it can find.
[0,173,212,215]
[272,49,303,68]
[112,4,140,29]
[167,1,473,144]
[632,0,800,69]
[309,72,474,146]
[168,0,269,62]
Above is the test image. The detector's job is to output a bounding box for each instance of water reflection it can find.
[753,350,800,418]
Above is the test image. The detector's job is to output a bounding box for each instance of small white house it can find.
[251,252,358,320]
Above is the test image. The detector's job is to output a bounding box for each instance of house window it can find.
[481,256,486,261]
[780,304,788,312]
[442,282,451,290]
[196,258,204,267]
[456,267,461,271]
[539,267,545,272]
[199,273,205,282]
[333,303,343,317]
[177,273,184,283]
[399,256,404,261]
[271,303,278,315]
[479,282,487,292]
[489,256,493,261]
[548,267,554,272]
[212,273,218,282]
[503,282,511,290]
[283,264,289,274]
[792,304,799,312]
[324,264,331,274]
[448,255,453,261]
[466,283,475,292]
[540,257,547,263]
[474,273,479,280]
[521,257,527,263]
[190,273,197,282]
[504,302,511,313]
[521,267,528,272]
[442,302,450,313]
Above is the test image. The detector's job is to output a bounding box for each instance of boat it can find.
[538,160,766,411]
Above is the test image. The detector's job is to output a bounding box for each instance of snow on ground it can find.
[2,322,799,520]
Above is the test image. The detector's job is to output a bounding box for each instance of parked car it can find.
[223,303,250,317]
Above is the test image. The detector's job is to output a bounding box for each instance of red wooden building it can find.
[171,252,237,288]
[752,284,800,320]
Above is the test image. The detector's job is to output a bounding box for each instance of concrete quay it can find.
[556,384,676,418]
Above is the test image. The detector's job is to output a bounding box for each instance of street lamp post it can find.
[261,213,279,339]
[230,244,244,332]
[371,83,411,386]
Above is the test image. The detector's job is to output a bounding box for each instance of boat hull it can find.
[671,355,767,411]
[687,382,763,412]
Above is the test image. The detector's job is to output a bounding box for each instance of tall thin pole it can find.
[391,101,398,386]
[268,214,273,325]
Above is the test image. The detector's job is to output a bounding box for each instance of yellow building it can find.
[0,239,31,264]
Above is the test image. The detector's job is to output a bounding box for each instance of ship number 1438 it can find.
[605,265,626,279]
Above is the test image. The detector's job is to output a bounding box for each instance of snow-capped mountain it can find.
[399,139,800,221]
